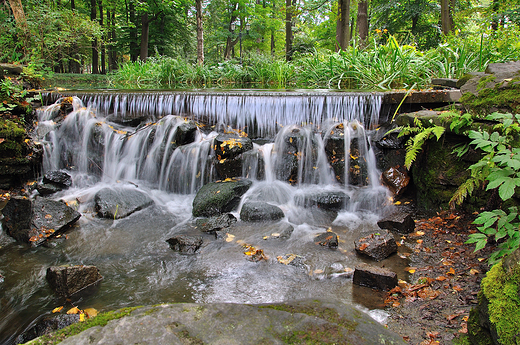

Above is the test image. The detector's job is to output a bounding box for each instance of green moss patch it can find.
[480,262,520,344]
[461,76,520,115]
[25,307,141,345]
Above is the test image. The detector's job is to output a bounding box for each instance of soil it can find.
[384,210,495,345]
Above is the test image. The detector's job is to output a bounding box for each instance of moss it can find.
[258,303,358,332]
[467,307,494,345]
[480,262,520,345]
[24,307,141,345]
[0,118,26,140]
[461,76,520,115]
[174,329,204,345]
[281,323,346,345]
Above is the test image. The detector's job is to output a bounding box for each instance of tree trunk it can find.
[271,0,276,56]
[129,2,138,62]
[357,1,368,48]
[6,0,27,31]
[69,0,81,73]
[336,0,350,51]
[140,13,150,61]
[99,0,106,74]
[109,10,118,71]
[285,0,293,61]
[196,0,204,65]
[441,0,454,35]
[223,3,239,60]
[91,0,99,74]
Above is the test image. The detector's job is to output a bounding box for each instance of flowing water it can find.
[0,91,408,344]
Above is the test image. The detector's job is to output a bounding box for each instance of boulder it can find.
[381,166,410,197]
[0,63,23,76]
[213,134,254,179]
[353,263,398,291]
[166,235,203,254]
[46,265,103,296]
[377,210,415,234]
[173,122,198,146]
[295,191,349,211]
[314,231,339,249]
[192,179,252,217]
[94,187,154,219]
[240,201,285,222]
[36,183,63,196]
[2,196,81,246]
[43,170,72,188]
[15,314,79,344]
[195,213,237,233]
[354,230,397,261]
[262,222,294,240]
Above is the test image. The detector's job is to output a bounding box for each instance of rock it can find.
[354,230,397,261]
[94,187,154,219]
[485,61,520,75]
[192,179,252,217]
[173,122,198,146]
[2,196,81,246]
[54,299,406,345]
[503,247,520,273]
[377,210,415,234]
[213,134,254,179]
[0,63,24,76]
[36,183,63,195]
[353,263,398,291]
[314,231,339,249]
[15,314,80,344]
[166,235,203,254]
[295,191,349,211]
[195,213,237,233]
[375,131,405,150]
[262,222,294,240]
[240,201,285,222]
[43,170,72,188]
[277,254,307,269]
[431,78,459,88]
[46,265,103,297]
[381,166,410,197]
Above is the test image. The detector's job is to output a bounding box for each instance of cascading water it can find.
[0,91,406,345]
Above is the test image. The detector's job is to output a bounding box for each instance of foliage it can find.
[393,116,446,169]
[459,112,520,264]
[0,77,40,116]
[480,261,520,344]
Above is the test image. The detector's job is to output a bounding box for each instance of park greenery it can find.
[1,0,520,90]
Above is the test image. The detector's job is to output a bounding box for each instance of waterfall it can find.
[44,91,383,138]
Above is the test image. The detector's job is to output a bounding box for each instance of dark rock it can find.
[431,78,459,88]
[2,196,81,246]
[503,247,520,273]
[381,166,410,197]
[15,314,80,344]
[377,210,415,234]
[36,183,63,196]
[0,63,23,75]
[314,231,339,249]
[166,234,203,254]
[354,230,397,261]
[375,131,405,150]
[277,254,307,269]
[353,263,398,291]
[94,187,154,219]
[263,222,294,240]
[174,122,198,146]
[192,179,252,217]
[195,213,237,233]
[46,265,103,296]
[485,61,520,75]
[43,171,72,188]
[295,191,349,211]
[213,134,254,179]
[240,201,285,222]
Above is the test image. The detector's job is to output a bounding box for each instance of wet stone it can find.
[15,314,80,344]
[192,179,252,217]
[377,209,415,234]
[296,191,349,211]
[94,187,154,219]
[262,222,294,240]
[354,230,397,261]
[46,265,103,297]
[36,182,63,195]
[240,201,285,222]
[43,170,72,188]
[381,166,410,197]
[195,213,237,233]
[314,231,339,249]
[353,263,398,291]
[166,234,203,254]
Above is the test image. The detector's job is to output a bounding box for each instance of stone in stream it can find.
[314,231,339,249]
[354,230,397,261]
[213,134,254,179]
[192,179,252,217]
[195,213,237,233]
[381,166,410,197]
[377,209,415,234]
[353,263,398,291]
[53,299,406,345]
[46,265,103,297]
[240,201,285,222]
[166,234,203,254]
[2,196,81,246]
[37,170,73,195]
[295,191,349,211]
[94,187,154,219]
[15,314,80,344]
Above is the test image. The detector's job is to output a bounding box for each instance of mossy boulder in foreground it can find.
[192,179,252,217]
[27,299,405,345]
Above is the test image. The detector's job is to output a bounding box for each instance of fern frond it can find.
[432,126,446,140]
[449,177,480,209]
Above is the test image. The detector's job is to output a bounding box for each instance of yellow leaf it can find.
[313,269,324,274]
[416,231,425,236]
[84,308,98,318]
[44,214,52,219]
[469,269,479,275]
[52,306,64,313]
[67,307,80,314]
[79,312,86,322]
[394,201,402,205]
[225,233,235,242]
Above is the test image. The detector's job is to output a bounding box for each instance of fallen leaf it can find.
[469,269,479,275]
[84,308,98,318]
[52,306,64,313]
[79,312,86,322]
[436,276,447,281]
[67,307,80,315]
[416,231,425,236]
[453,285,464,292]
[447,267,456,275]
[313,269,324,274]
[225,233,235,242]
[359,243,369,251]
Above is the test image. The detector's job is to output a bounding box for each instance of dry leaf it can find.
[52,306,64,313]
[67,307,80,315]
[225,233,235,242]
[84,308,98,318]
[79,312,86,322]
[469,269,479,275]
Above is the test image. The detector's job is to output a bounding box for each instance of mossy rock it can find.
[477,257,520,345]
[0,118,26,140]
[192,179,252,217]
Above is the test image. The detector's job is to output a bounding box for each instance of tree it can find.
[357,0,368,47]
[441,0,454,35]
[285,0,296,60]
[336,0,349,51]
[196,0,204,64]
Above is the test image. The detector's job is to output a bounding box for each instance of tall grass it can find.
[109,29,520,90]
